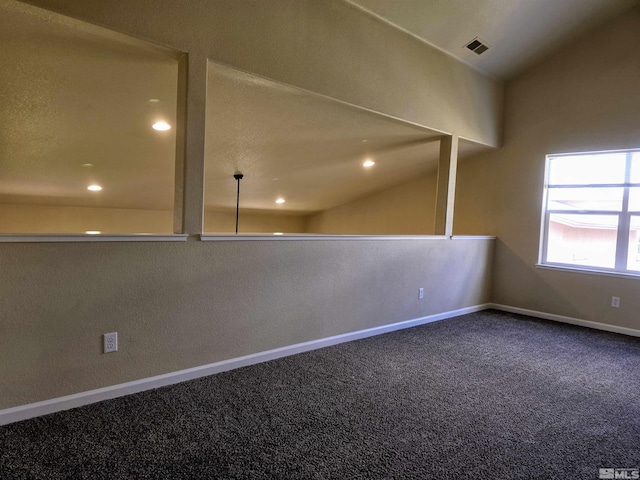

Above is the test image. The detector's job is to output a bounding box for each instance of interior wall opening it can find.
[0,1,180,235]
[204,63,473,236]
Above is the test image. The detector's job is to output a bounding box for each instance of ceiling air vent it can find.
[464,37,489,55]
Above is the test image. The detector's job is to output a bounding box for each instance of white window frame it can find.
[539,148,640,276]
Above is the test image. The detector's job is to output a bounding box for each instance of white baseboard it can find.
[490,303,640,338]
[0,303,490,426]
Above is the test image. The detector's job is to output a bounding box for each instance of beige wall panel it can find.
[0,0,501,410]
[204,211,307,234]
[307,173,437,235]
[0,238,493,409]
[454,153,500,236]
[455,8,640,327]
[0,204,173,234]
[20,0,502,146]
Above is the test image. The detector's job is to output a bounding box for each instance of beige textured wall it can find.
[0,204,174,234]
[205,169,437,236]
[204,211,307,234]
[1,238,494,408]
[0,204,307,235]
[455,8,640,328]
[0,0,501,411]
[307,172,438,235]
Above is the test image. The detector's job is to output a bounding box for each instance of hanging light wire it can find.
[233,173,243,234]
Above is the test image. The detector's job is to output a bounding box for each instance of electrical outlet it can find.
[103,332,118,353]
[418,288,424,300]
[611,296,620,308]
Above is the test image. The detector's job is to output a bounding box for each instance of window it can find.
[540,149,640,274]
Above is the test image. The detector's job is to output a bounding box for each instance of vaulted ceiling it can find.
[1,0,637,217]
[204,66,487,215]
[348,0,639,79]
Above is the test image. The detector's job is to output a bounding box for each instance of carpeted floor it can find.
[2,309,640,479]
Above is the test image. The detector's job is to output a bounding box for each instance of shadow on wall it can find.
[491,239,588,317]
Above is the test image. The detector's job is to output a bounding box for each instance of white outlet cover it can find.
[103,332,118,353]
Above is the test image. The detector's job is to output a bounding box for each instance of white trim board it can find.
[0,304,490,426]
[490,303,640,338]
[0,234,188,243]
[200,234,449,242]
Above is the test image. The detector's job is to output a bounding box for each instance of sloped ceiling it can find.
[2,0,639,216]
[0,0,179,211]
[204,65,488,215]
[348,0,639,79]
[0,0,490,216]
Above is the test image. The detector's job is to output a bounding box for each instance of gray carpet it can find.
[2,310,640,479]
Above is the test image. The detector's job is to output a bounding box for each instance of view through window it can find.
[540,149,640,273]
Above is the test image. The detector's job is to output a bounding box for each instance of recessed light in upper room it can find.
[363,159,375,168]
[87,185,102,191]
[152,121,171,131]
[85,230,101,235]
[273,232,284,236]
[275,198,285,204]
[82,163,93,167]
[148,98,160,104]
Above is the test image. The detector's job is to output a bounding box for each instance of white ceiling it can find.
[348,0,639,79]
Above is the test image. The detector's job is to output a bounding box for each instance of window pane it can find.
[548,153,626,186]
[627,216,640,271]
[546,214,618,268]
[547,187,623,211]
[629,152,640,183]
[628,188,640,212]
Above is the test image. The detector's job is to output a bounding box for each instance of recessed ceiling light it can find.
[87,185,102,191]
[152,121,171,131]
[85,230,101,235]
[362,139,368,143]
[148,98,160,104]
[273,232,284,235]
[82,163,93,167]
[275,198,285,204]
[363,160,375,168]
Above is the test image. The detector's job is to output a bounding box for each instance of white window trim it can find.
[539,148,640,276]
[535,263,640,280]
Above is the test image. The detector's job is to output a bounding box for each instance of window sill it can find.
[0,234,188,243]
[200,234,496,241]
[536,263,640,280]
